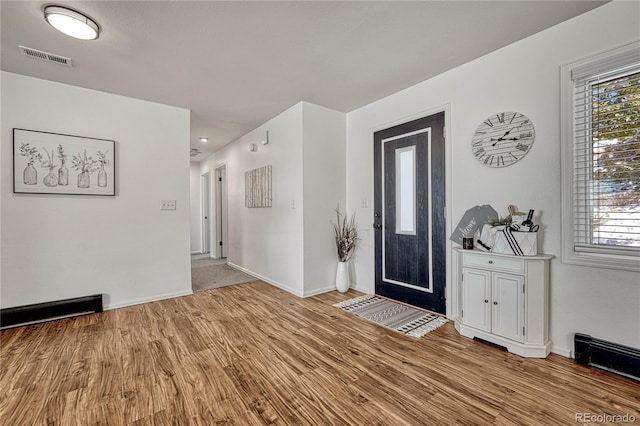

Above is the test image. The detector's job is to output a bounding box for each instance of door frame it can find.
[369,105,454,318]
[214,163,228,259]
[201,170,211,255]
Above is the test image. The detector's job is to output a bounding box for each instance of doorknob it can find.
[373,223,382,229]
[374,212,381,218]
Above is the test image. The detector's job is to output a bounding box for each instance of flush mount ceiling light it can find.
[199,137,208,143]
[44,5,100,40]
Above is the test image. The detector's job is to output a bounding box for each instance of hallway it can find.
[191,254,257,292]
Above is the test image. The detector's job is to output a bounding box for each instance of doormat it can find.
[334,295,448,338]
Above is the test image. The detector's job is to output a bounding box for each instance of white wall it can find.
[346,1,640,356]
[1,72,192,309]
[190,162,202,253]
[302,102,346,296]
[199,101,347,297]
[200,103,306,296]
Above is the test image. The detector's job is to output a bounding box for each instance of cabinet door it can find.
[491,272,524,342]
[462,268,491,332]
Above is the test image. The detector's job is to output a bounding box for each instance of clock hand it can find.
[491,137,506,146]
[490,136,520,146]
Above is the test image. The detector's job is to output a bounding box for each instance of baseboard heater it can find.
[574,333,640,381]
[0,294,103,330]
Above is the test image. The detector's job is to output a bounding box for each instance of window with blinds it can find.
[562,41,640,270]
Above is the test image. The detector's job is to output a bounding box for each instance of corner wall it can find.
[346,1,640,355]
[200,103,305,296]
[302,102,346,296]
[1,72,192,309]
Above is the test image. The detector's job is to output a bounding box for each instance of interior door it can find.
[201,172,211,254]
[374,112,446,313]
[216,166,228,259]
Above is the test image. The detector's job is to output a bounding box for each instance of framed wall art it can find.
[245,165,272,208]
[13,128,115,196]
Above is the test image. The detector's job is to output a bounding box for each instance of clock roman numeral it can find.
[516,142,529,152]
[475,147,485,155]
[483,119,494,127]
[496,113,505,124]
[509,113,517,124]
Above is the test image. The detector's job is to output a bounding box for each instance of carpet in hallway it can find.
[191,258,257,292]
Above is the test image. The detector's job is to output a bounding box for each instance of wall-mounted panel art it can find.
[13,128,115,196]
[245,165,272,208]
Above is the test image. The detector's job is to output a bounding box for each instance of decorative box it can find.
[492,228,538,256]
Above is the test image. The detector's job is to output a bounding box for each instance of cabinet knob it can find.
[488,260,494,264]
[493,301,498,305]
[484,299,489,303]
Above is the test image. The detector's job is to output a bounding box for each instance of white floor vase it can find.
[335,261,349,293]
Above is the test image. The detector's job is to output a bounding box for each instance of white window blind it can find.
[571,56,640,256]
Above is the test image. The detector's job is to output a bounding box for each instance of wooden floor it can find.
[1,282,638,425]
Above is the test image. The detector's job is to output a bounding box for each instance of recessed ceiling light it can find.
[44,5,100,40]
[199,137,208,143]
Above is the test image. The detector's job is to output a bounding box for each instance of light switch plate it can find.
[160,200,176,210]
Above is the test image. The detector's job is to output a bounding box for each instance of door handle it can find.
[374,212,381,218]
[373,223,382,229]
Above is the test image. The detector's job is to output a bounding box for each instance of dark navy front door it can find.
[373,112,446,314]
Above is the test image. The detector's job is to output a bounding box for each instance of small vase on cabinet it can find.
[336,261,350,293]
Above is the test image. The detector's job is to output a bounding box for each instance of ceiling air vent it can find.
[19,45,72,67]
[190,148,202,157]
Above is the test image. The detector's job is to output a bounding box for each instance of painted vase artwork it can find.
[19,143,41,185]
[13,129,115,196]
[72,149,98,189]
[57,144,69,186]
[41,148,58,187]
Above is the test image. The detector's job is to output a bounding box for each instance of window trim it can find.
[560,41,640,272]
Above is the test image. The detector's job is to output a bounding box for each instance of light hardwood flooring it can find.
[1,281,638,425]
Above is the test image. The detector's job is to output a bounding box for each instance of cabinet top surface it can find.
[453,247,554,260]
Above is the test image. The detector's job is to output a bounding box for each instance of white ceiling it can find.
[1,1,606,161]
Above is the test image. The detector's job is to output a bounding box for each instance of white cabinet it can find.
[454,248,553,358]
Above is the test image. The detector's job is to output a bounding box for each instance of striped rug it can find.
[334,295,448,338]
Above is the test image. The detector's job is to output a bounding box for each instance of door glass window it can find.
[396,146,416,234]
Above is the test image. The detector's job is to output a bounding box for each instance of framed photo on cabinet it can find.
[13,128,115,196]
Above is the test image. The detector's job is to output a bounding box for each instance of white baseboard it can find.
[227,262,303,298]
[551,345,572,358]
[352,284,370,294]
[104,289,193,310]
[302,285,336,298]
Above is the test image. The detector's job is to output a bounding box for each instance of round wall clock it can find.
[471,111,535,167]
